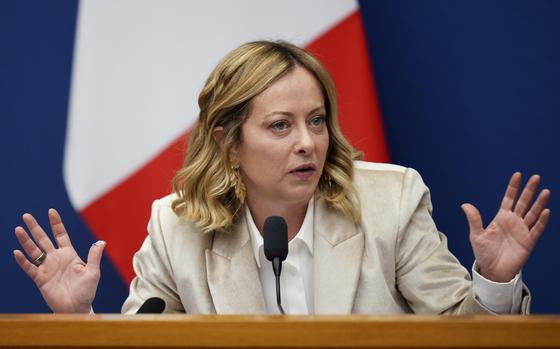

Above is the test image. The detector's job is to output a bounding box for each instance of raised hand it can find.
[461,173,551,282]
[13,209,105,313]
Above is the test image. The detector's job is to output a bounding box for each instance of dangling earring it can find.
[230,165,245,203]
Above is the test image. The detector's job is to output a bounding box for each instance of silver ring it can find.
[32,251,46,267]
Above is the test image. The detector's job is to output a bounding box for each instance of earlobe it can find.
[229,147,239,165]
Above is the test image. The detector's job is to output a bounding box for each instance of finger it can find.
[524,189,551,228]
[500,172,522,211]
[48,209,73,248]
[86,240,106,272]
[13,249,38,279]
[514,174,540,216]
[461,203,484,236]
[529,209,551,242]
[22,213,55,253]
[14,226,43,260]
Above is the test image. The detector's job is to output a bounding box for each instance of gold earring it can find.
[230,165,245,203]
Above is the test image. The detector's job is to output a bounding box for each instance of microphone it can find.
[263,216,288,314]
[136,297,166,313]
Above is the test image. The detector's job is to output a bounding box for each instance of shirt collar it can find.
[246,198,315,268]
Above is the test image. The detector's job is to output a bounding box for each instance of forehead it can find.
[249,66,325,115]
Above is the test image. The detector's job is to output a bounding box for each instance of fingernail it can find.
[93,240,106,246]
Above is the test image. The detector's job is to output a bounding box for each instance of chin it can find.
[283,187,317,204]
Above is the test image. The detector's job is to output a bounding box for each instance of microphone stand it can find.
[272,257,285,315]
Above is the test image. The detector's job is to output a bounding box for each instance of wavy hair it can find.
[172,41,361,233]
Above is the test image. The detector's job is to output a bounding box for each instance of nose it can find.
[294,125,314,155]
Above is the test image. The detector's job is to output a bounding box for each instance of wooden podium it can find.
[1,314,559,348]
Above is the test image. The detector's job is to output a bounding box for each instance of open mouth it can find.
[293,166,313,172]
[290,164,315,172]
[289,164,316,178]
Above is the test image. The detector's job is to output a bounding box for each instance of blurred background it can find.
[1,0,558,313]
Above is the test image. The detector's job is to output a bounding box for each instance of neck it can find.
[246,195,310,241]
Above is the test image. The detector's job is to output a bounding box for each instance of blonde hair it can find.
[172,41,361,233]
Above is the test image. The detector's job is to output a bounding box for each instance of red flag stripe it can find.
[81,133,187,282]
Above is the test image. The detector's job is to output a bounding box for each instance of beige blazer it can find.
[122,161,530,314]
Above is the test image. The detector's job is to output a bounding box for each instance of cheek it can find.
[239,139,287,175]
[318,133,330,160]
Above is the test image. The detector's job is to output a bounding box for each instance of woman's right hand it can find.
[13,209,105,313]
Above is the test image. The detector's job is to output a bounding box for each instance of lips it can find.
[290,163,316,173]
[289,163,317,179]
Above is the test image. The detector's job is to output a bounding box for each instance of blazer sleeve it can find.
[121,199,185,314]
[393,168,530,314]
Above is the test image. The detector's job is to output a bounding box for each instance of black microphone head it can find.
[136,297,166,314]
[263,216,288,261]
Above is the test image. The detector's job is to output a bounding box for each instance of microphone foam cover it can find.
[136,297,166,314]
[263,216,288,261]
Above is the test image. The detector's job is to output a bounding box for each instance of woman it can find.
[13,41,551,314]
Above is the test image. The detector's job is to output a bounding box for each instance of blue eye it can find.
[309,116,326,127]
[270,120,289,131]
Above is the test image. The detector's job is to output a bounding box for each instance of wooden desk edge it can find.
[1,314,559,348]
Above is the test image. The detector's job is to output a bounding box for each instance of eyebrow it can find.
[264,106,326,119]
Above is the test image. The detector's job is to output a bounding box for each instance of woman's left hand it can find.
[461,172,551,282]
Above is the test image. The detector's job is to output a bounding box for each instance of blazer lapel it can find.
[205,218,266,314]
[314,197,364,314]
